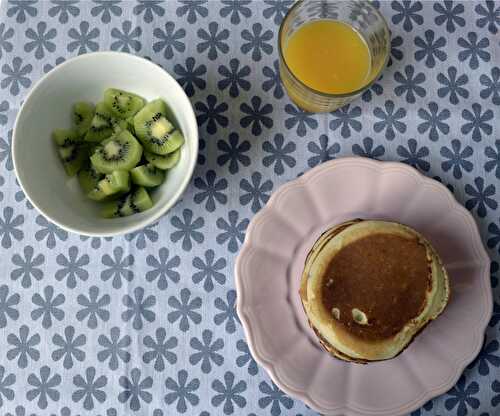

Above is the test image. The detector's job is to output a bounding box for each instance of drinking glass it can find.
[279,0,390,113]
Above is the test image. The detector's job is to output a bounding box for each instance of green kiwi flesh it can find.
[113,119,129,134]
[88,170,130,201]
[84,102,117,142]
[57,145,86,176]
[133,99,185,155]
[144,148,180,170]
[126,116,135,135]
[90,130,143,174]
[53,91,186,219]
[73,102,95,136]
[101,187,153,218]
[130,164,165,187]
[53,129,82,146]
[104,88,146,119]
[78,164,103,194]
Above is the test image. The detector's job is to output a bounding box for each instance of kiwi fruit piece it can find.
[90,130,143,174]
[104,88,146,119]
[101,194,128,218]
[53,91,186,219]
[144,148,180,170]
[84,102,117,142]
[73,102,95,136]
[57,145,86,176]
[126,116,136,135]
[101,192,134,218]
[129,187,153,211]
[113,119,129,134]
[87,143,100,156]
[78,163,103,194]
[86,188,108,202]
[53,129,82,147]
[133,99,185,155]
[131,164,165,187]
[101,187,153,218]
[99,170,130,194]
[88,170,130,201]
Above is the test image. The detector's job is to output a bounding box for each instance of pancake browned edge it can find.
[299,219,450,363]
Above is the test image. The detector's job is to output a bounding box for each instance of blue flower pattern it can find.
[438,66,470,105]
[91,1,122,24]
[458,32,490,70]
[48,1,80,24]
[434,1,465,33]
[414,29,447,68]
[418,101,450,142]
[0,1,497,415]
[165,369,200,413]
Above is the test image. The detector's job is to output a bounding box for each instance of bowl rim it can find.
[235,157,492,416]
[12,51,199,237]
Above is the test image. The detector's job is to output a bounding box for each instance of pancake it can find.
[299,220,450,363]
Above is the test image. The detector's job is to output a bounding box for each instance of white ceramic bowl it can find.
[13,52,198,236]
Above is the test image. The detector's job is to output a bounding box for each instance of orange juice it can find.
[284,20,371,95]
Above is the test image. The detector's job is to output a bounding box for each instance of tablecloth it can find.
[0,1,499,415]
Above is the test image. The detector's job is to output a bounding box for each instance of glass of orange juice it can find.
[279,0,390,113]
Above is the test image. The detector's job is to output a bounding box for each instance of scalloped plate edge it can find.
[235,157,492,416]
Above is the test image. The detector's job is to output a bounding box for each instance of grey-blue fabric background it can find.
[0,1,499,415]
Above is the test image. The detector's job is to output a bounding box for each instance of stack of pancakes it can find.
[300,220,450,363]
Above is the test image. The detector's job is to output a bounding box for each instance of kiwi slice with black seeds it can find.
[133,99,185,155]
[90,130,142,174]
[126,116,136,135]
[113,119,129,134]
[144,148,180,170]
[130,187,153,212]
[53,129,82,147]
[57,144,86,176]
[73,102,95,136]
[84,102,117,142]
[53,91,186,219]
[101,193,128,218]
[130,164,165,187]
[78,163,103,194]
[101,187,153,218]
[88,170,130,201]
[104,88,146,119]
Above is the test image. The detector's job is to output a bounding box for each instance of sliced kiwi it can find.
[144,148,180,170]
[87,143,100,155]
[101,187,153,218]
[84,102,116,142]
[101,193,128,218]
[90,130,143,174]
[130,187,153,211]
[78,163,103,194]
[133,99,185,155]
[104,88,146,119]
[99,170,130,194]
[73,102,95,136]
[53,92,187,219]
[53,129,82,147]
[131,164,165,187]
[86,188,107,202]
[88,170,130,201]
[57,145,86,176]
[126,116,136,135]
[113,119,129,134]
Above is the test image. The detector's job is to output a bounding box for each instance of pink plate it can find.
[235,157,492,416]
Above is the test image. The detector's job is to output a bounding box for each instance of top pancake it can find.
[321,232,431,341]
[300,220,450,362]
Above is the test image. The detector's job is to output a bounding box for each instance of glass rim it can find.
[278,0,391,99]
